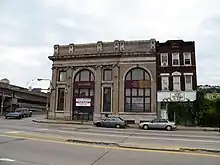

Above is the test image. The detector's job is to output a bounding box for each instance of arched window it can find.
[124,68,151,112]
[73,69,95,120]
[74,69,94,82]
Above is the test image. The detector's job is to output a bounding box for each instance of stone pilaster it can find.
[94,66,101,120]
[112,65,119,115]
[65,67,73,119]
[49,67,58,119]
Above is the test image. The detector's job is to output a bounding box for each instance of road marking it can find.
[5,131,24,134]
[36,128,49,131]
[0,158,16,162]
[0,134,220,158]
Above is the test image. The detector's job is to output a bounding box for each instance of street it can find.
[0,116,220,164]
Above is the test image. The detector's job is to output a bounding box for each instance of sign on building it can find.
[76,98,91,107]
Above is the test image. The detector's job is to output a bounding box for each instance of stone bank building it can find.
[48,39,157,123]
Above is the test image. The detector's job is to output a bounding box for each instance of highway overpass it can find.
[0,81,47,114]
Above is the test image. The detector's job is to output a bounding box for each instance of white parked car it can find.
[138,119,176,131]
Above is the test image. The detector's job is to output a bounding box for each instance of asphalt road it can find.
[1,134,220,165]
[0,116,220,164]
[0,115,220,151]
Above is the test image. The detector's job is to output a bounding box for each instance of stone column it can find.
[49,67,57,119]
[151,80,157,113]
[118,66,124,112]
[112,65,119,115]
[94,66,101,120]
[65,67,73,120]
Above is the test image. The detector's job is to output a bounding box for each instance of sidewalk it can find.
[32,118,219,132]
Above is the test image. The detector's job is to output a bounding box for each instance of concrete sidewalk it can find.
[32,118,219,132]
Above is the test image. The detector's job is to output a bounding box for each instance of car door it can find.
[159,119,168,129]
[149,119,160,129]
[103,118,111,127]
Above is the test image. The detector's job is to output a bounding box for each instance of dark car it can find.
[93,116,127,128]
[5,108,25,119]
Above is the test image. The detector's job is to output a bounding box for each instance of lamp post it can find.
[37,78,54,119]
[0,92,5,115]
[26,79,35,91]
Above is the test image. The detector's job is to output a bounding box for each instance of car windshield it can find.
[118,117,124,121]
[15,108,22,112]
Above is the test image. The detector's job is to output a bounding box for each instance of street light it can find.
[37,78,54,119]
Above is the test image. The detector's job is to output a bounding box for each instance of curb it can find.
[177,128,219,132]
[66,139,220,153]
[32,120,219,132]
[32,119,92,125]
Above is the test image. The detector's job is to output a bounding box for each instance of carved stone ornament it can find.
[120,40,125,51]
[114,40,119,50]
[54,45,59,55]
[150,39,156,49]
[97,41,103,52]
[69,43,74,54]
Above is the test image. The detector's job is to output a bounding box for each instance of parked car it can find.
[23,108,32,117]
[5,108,32,119]
[5,108,25,119]
[138,119,176,131]
[94,116,127,128]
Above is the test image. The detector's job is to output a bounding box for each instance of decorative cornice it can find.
[48,52,155,61]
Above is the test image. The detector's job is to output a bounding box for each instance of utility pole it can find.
[0,92,5,115]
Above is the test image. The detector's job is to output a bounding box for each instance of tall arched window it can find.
[73,69,95,120]
[124,68,151,112]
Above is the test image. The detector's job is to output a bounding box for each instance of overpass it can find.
[0,81,47,114]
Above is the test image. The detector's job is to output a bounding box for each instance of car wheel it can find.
[96,123,101,127]
[5,117,8,119]
[143,124,149,130]
[115,124,121,128]
[166,125,172,131]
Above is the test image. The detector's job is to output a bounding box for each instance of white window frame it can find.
[183,52,192,66]
[160,73,169,91]
[160,53,168,67]
[184,73,193,91]
[172,53,180,66]
[172,72,181,91]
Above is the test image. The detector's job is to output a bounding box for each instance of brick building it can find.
[48,39,157,123]
[156,40,197,119]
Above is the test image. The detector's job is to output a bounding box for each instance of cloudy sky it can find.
[0,0,220,89]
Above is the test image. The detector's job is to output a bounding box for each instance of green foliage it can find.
[168,89,220,127]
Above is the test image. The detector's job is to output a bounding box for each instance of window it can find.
[79,89,89,96]
[173,76,181,91]
[102,87,111,112]
[59,71,66,82]
[161,102,167,109]
[160,53,168,66]
[124,68,151,112]
[57,88,65,111]
[172,53,180,66]
[183,52,191,65]
[185,75,192,90]
[161,76,169,90]
[103,69,112,81]
[74,69,94,81]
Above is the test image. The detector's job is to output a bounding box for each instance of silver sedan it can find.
[138,119,176,131]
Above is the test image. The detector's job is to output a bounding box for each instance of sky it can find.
[0,0,220,89]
